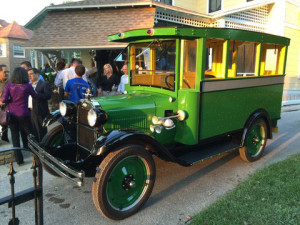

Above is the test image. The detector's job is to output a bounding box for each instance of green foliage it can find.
[40,71,56,88]
[191,154,300,225]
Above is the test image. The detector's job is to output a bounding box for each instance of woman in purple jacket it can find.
[0,67,37,165]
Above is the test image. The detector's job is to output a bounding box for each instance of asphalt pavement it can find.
[1,104,300,225]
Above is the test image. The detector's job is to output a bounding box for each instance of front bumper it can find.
[27,135,85,187]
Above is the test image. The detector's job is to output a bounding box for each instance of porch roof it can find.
[24,7,155,50]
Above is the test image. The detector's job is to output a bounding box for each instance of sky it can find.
[1,0,68,25]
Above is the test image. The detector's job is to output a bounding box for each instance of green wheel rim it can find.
[246,122,266,157]
[49,133,63,147]
[106,156,150,211]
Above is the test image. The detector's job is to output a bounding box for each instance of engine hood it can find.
[94,92,156,132]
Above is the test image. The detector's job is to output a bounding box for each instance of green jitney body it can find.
[103,27,290,147]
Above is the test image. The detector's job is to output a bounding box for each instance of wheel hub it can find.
[122,174,136,191]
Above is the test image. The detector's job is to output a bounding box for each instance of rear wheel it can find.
[92,145,156,220]
[239,118,267,162]
[40,125,63,176]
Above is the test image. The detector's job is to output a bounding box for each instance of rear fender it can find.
[241,109,272,147]
[93,130,178,163]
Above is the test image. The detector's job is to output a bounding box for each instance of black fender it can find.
[93,129,180,164]
[240,109,272,147]
[43,110,62,127]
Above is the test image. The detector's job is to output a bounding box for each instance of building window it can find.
[155,0,173,6]
[13,45,25,58]
[209,0,222,13]
[0,44,6,57]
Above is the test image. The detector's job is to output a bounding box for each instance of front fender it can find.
[93,130,179,163]
[43,110,62,127]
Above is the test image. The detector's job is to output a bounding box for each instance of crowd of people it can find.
[0,58,129,165]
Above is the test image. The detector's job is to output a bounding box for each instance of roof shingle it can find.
[25,7,155,49]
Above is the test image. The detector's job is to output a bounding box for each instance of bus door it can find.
[174,39,202,145]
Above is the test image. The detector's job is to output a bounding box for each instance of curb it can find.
[282,100,300,106]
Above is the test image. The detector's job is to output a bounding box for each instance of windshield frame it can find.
[129,39,178,92]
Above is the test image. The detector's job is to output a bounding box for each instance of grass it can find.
[191,154,300,225]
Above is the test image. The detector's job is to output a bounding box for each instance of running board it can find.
[174,141,240,166]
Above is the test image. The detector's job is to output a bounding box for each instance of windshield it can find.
[130,40,176,91]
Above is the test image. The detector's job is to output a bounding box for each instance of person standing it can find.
[62,58,87,89]
[0,64,9,142]
[54,61,66,100]
[28,68,52,142]
[65,65,89,104]
[117,64,129,94]
[98,64,118,96]
[0,67,37,165]
[21,61,44,81]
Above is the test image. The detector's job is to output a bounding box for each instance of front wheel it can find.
[92,145,156,220]
[239,118,268,162]
[40,125,63,176]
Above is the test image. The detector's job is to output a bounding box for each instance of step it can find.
[175,141,240,166]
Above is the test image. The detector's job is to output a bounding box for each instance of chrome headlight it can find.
[87,107,108,127]
[88,108,97,127]
[59,101,67,116]
[59,100,77,117]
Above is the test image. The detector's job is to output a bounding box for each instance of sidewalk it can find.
[282,89,300,106]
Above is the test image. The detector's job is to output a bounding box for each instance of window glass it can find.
[0,44,6,57]
[228,41,257,77]
[209,0,221,13]
[261,44,285,75]
[130,40,176,91]
[182,40,196,89]
[157,0,173,5]
[205,38,225,79]
[13,45,25,58]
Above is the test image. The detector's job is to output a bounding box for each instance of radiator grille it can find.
[78,124,95,150]
[77,105,96,150]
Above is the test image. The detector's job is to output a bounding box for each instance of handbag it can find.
[0,105,10,126]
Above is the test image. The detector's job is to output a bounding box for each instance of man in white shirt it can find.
[62,59,87,88]
[117,64,129,94]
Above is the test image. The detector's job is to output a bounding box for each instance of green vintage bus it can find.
[28,27,290,220]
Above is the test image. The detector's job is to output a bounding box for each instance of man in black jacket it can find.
[28,68,52,142]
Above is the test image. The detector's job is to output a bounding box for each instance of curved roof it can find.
[108,27,290,45]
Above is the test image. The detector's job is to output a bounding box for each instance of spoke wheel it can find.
[92,145,155,220]
[239,118,267,162]
[40,125,63,176]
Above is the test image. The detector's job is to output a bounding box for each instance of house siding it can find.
[284,1,300,90]
[174,0,202,13]
[8,39,31,72]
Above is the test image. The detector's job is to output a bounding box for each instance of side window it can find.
[13,44,25,58]
[0,43,7,57]
[261,44,285,75]
[205,38,226,79]
[182,40,196,89]
[209,0,222,13]
[228,41,257,77]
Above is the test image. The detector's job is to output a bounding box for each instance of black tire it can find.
[40,125,63,176]
[239,118,268,162]
[92,145,156,220]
